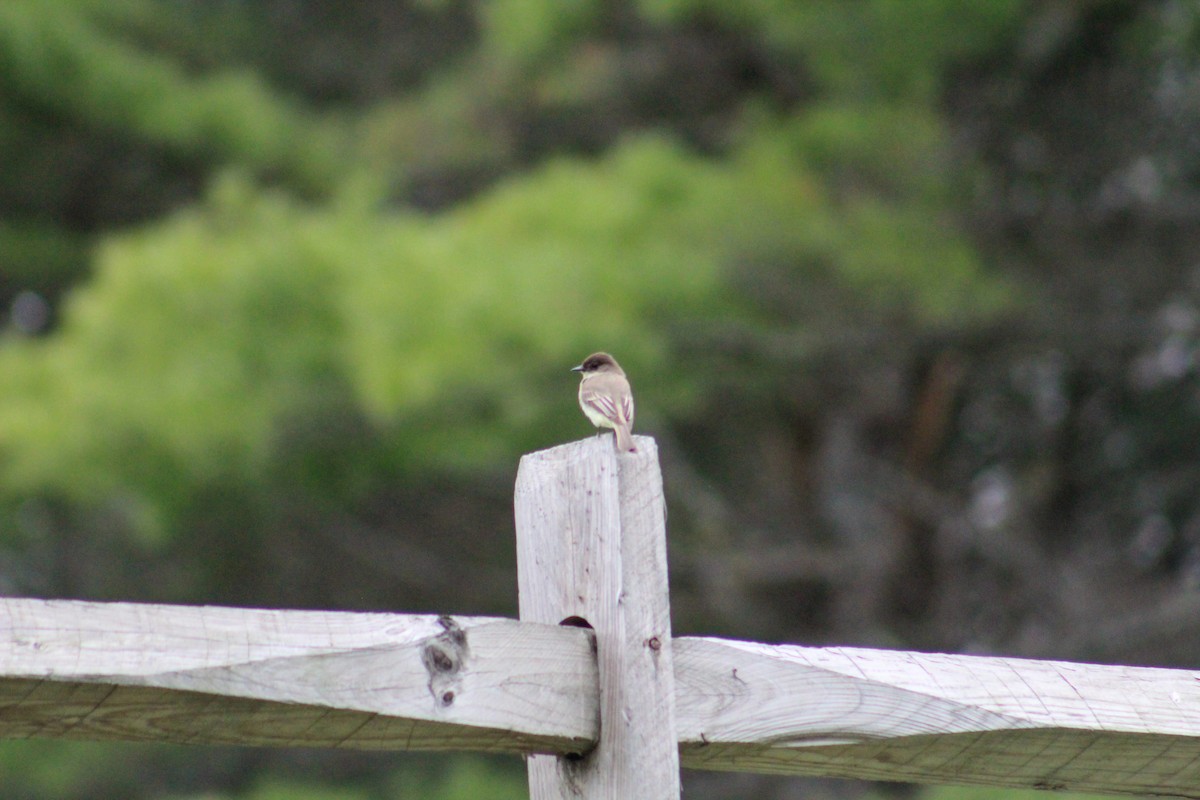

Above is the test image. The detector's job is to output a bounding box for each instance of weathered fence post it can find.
[514,435,679,799]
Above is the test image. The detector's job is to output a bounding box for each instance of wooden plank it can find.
[3,600,1200,797]
[673,636,1200,798]
[0,599,597,753]
[515,435,680,799]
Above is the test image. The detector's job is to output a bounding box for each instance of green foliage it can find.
[194,757,525,800]
[198,779,372,800]
[741,108,1014,323]
[0,221,88,290]
[474,0,1026,101]
[361,76,511,178]
[0,740,156,799]
[638,0,1027,100]
[481,0,603,67]
[0,112,1011,536]
[0,176,351,534]
[387,757,526,800]
[0,742,523,800]
[344,133,787,417]
[0,0,345,194]
[467,0,1023,105]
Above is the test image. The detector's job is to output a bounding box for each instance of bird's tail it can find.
[614,423,636,453]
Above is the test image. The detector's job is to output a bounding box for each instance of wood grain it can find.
[674,636,1200,797]
[3,600,1200,796]
[0,599,596,753]
[515,435,680,799]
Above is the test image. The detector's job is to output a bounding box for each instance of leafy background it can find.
[2,1,1200,797]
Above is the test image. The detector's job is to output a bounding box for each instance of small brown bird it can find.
[572,352,636,452]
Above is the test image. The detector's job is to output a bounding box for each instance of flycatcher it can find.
[572,352,636,452]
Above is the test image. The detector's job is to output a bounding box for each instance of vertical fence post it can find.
[514,435,680,799]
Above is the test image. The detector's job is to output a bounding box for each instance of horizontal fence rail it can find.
[674,637,1200,795]
[2,598,1200,796]
[0,601,597,753]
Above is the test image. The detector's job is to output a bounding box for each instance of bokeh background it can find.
[2,1,1200,798]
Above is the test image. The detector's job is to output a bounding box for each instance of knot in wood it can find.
[422,616,469,675]
[422,616,470,707]
[436,614,467,648]
[424,643,457,673]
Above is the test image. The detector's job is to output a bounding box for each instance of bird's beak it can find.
[570,364,584,373]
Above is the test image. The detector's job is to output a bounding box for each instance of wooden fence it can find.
[2,436,1200,798]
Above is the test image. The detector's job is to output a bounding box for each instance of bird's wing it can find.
[581,389,620,424]
[581,387,633,426]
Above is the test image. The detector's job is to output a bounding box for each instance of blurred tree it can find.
[0,124,1009,545]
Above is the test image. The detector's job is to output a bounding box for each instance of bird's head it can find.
[571,352,622,375]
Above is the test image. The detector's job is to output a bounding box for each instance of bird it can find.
[571,352,636,452]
